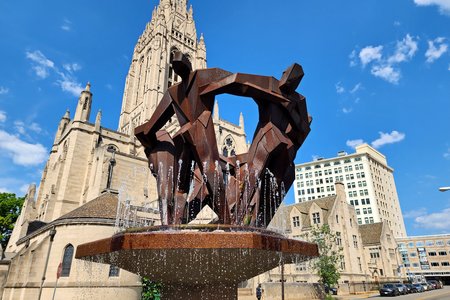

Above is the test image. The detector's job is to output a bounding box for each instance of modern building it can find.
[1,1,249,299]
[397,234,450,285]
[293,144,407,238]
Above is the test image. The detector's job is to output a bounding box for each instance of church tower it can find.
[118,0,207,135]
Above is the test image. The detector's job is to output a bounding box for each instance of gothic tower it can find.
[118,0,207,135]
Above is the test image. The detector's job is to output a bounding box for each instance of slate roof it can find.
[269,195,337,231]
[359,222,384,246]
[57,192,119,221]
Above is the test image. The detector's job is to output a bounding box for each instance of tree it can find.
[141,277,161,300]
[309,224,342,291]
[0,193,25,250]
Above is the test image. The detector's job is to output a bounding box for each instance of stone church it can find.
[0,1,248,299]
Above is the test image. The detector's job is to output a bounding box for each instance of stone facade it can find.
[267,182,371,284]
[250,182,405,294]
[359,222,403,282]
[1,1,248,299]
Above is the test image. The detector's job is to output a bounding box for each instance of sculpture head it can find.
[279,63,304,94]
[172,51,192,81]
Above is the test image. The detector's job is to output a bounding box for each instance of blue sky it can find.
[0,0,449,236]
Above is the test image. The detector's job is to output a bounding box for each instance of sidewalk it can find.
[335,291,379,299]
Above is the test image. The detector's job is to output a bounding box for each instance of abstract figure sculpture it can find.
[135,51,312,227]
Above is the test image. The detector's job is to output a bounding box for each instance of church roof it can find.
[359,222,384,246]
[57,192,119,221]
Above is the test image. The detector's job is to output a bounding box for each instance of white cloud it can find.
[26,50,55,79]
[371,130,405,148]
[57,73,83,96]
[394,21,401,26]
[349,83,362,94]
[425,37,448,63]
[29,122,42,134]
[0,86,9,95]
[444,147,450,159]
[61,18,72,31]
[26,49,84,97]
[388,34,418,64]
[63,63,82,73]
[335,82,345,94]
[414,0,450,15]
[353,34,421,84]
[403,207,427,219]
[415,208,450,230]
[359,45,383,66]
[371,65,401,84]
[342,107,353,114]
[13,120,43,135]
[14,120,26,135]
[349,50,358,67]
[346,139,365,149]
[0,129,47,166]
[0,111,6,122]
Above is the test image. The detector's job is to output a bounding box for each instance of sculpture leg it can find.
[182,118,230,224]
[147,131,176,225]
[243,123,291,227]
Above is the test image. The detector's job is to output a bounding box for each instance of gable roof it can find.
[269,195,337,232]
[359,222,384,246]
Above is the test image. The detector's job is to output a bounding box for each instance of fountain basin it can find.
[76,225,318,299]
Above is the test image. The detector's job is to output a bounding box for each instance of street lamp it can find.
[439,187,450,192]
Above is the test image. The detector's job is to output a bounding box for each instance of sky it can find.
[0,0,449,236]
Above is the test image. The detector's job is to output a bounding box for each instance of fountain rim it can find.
[124,224,287,236]
[75,224,319,260]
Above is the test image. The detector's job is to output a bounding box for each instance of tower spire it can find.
[74,82,93,122]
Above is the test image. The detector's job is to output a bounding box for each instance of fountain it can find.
[76,51,319,299]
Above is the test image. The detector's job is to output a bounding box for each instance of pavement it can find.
[335,291,379,299]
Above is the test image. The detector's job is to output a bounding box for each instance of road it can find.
[369,286,450,300]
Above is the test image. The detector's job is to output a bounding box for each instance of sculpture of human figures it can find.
[200,63,312,226]
[135,51,232,224]
[136,51,311,227]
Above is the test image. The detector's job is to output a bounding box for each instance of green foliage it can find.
[141,277,161,300]
[0,193,25,250]
[324,294,335,300]
[309,224,342,289]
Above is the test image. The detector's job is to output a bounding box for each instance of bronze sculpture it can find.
[135,51,311,227]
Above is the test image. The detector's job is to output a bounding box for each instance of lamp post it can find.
[439,187,450,192]
[38,226,57,300]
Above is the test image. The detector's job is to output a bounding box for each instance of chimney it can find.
[335,181,345,201]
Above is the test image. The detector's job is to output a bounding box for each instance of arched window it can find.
[61,244,74,277]
[222,136,236,157]
[168,48,180,88]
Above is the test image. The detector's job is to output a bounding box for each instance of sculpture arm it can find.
[199,73,289,105]
[135,91,175,148]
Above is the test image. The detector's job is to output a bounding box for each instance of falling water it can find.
[235,160,241,223]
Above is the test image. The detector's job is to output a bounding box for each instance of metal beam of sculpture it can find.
[135,51,312,227]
